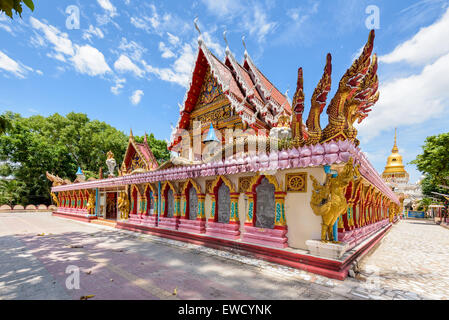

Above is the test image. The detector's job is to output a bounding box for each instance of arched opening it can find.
[178,179,205,234]
[217,183,231,223]
[188,185,198,220]
[242,174,287,248]
[145,185,153,215]
[131,186,138,215]
[83,190,89,209]
[158,181,180,230]
[165,188,175,218]
[70,191,76,208]
[59,193,64,207]
[78,190,84,209]
[254,177,275,229]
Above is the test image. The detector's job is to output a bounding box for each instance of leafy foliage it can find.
[0,179,25,205]
[411,132,449,198]
[416,197,433,212]
[0,0,34,19]
[0,111,169,205]
[0,115,12,135]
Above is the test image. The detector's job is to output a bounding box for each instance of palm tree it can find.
[0,179,25,206]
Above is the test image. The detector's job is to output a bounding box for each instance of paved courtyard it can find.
[0,212,448,300]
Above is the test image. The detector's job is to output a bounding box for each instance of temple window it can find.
[166,189,175,217]
[131,187,138,215]
[145,186,153,214]
[188,186,198,220]
[217,183,231,223]
[255,177,276,229]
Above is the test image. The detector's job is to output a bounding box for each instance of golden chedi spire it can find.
[382,128,409,183]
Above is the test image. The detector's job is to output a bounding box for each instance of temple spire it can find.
[392,128,398,153]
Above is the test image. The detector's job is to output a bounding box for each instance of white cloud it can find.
[97,0,117,17]
[244,6,276,43]
[117,37,146,61]
[202,0,276,43]
[357,52,449,141]
[130,4,189,36]
[0,24,12,33]
[114,54,144,77]
[30,17,112,77]
[167,32,180,46]
[201,0,243,18]
[159,42,175,59]
[130,89,144,105]
[202,31,225,58]
[71,45,111,76]
[380,7,449,66]
[357,6,449,142]
[143,42,195,87]
[30,17,74,56]
[111,77,126,95]
[83,25,104,42]
[0,50,29,78]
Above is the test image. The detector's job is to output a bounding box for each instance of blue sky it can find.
[1,0,448,183]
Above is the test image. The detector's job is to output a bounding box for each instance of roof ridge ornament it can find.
[223,30,230,55]
[242,35,248,57]
[194,17,203,44]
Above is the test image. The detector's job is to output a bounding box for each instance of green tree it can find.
[0,111,170,205]
[0,0,34,19]
[411,132,449,197]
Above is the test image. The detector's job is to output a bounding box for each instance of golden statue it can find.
[107,150,114,159]
[389,203,396,222]
[310,158,358,242]
[117,188,130,219]
[51,192,59,206]
[86,191,96,215]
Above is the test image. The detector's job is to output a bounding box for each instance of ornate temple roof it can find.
[121,130,159,174]
[169,31,290,150]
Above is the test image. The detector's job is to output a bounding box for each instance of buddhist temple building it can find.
[381,129,423,212]
[46,26,401,280]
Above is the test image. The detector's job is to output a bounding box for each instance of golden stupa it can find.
[382,128,409,183]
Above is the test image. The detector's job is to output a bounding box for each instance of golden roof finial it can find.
[392,127,398,153]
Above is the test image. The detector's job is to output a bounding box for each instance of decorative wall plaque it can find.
[285,173,307,192]
[238,176,253,193]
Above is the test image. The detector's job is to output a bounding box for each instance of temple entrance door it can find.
[106,192,117,220]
